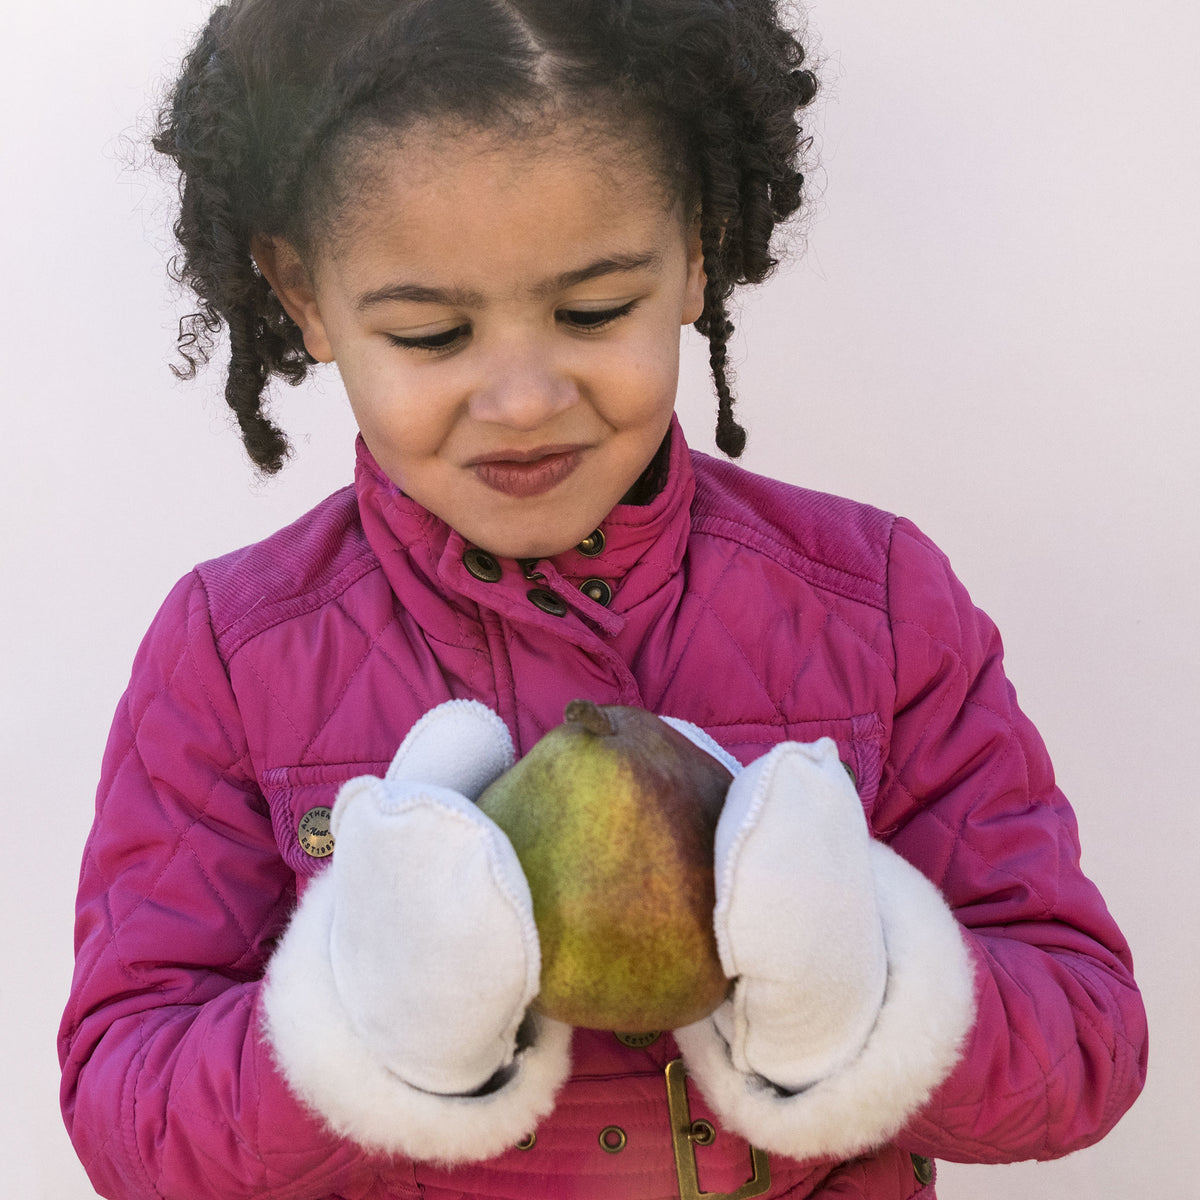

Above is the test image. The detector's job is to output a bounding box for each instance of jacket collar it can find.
[354,414,696,638]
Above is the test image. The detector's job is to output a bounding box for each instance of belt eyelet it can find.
[599,1125,627,1153]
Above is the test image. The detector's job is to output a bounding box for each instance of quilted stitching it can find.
[882,519,1144,1161]
[59,432,1146,1198]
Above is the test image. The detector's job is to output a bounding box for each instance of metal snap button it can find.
[614,1030,661,1048]
[842,761,858,787]
[515,1132,537,1151]
[579,577,613,607]
[911,1154,934,1185]
[527,587,568,617]
[298,807,334,858]
[577,528,606,557]
[463,548,502,582]
[598,1125,627,1153]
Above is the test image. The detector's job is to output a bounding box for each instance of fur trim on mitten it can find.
[261,699,573,1163]
[262,865,572,1163]
[674,840,975,1161]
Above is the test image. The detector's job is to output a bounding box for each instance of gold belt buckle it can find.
[665,1059,771,1200]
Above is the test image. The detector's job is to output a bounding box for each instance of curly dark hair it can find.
[154,0,817,472]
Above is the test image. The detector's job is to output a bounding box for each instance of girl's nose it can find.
[468,340,579,430]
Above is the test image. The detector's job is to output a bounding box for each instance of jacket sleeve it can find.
[58,574,381,1199]
[879,518,1148,1162]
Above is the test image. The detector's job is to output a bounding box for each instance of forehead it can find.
[317,116,686,279]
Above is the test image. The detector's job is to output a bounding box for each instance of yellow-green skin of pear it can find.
[477,702,732,1032]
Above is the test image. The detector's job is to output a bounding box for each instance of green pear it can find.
[477,699,733,1032]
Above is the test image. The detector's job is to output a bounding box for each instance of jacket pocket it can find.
[696,713,885,815]
[261,761,392,879]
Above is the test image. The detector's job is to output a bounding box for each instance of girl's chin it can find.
[471,536,589,560]
[455,497,614,560]
[461,517,602,561]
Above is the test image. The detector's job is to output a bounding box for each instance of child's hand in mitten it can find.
[660,723,887,1092]
[662,721,975,1162]
[264,701,571,1163]
[707,739,887,1092]
[327,699,540,1096]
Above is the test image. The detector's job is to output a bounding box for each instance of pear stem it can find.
[564,699,616,737]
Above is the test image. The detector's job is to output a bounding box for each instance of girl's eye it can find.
[559,300,638,331]
[386,325,469,353]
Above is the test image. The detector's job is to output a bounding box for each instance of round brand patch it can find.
[614,1030,661,1048]
[298,806,334,858]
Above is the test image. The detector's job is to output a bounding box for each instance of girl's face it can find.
[259,120,705,559]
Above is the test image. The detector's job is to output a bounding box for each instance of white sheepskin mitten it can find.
[711,739,888,1090]
[263,700,572,1163]
[663,722,976,1162]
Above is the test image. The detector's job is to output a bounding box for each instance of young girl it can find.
[59,1,1147,1197]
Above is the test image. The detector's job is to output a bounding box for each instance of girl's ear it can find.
[681,216,707,327]
[251,235,335,363]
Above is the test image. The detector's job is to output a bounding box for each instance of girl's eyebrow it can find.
[533,251,664,298]
[355,250,664,311]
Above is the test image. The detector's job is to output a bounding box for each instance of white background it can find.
[2,1,1197,1196]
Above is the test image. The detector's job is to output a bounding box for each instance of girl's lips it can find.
[471,448,584,498]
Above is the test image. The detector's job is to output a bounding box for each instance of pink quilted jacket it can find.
[60,420,1146,1199]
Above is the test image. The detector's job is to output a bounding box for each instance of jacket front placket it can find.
[435,533,646,755]
[356,424,698,755]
